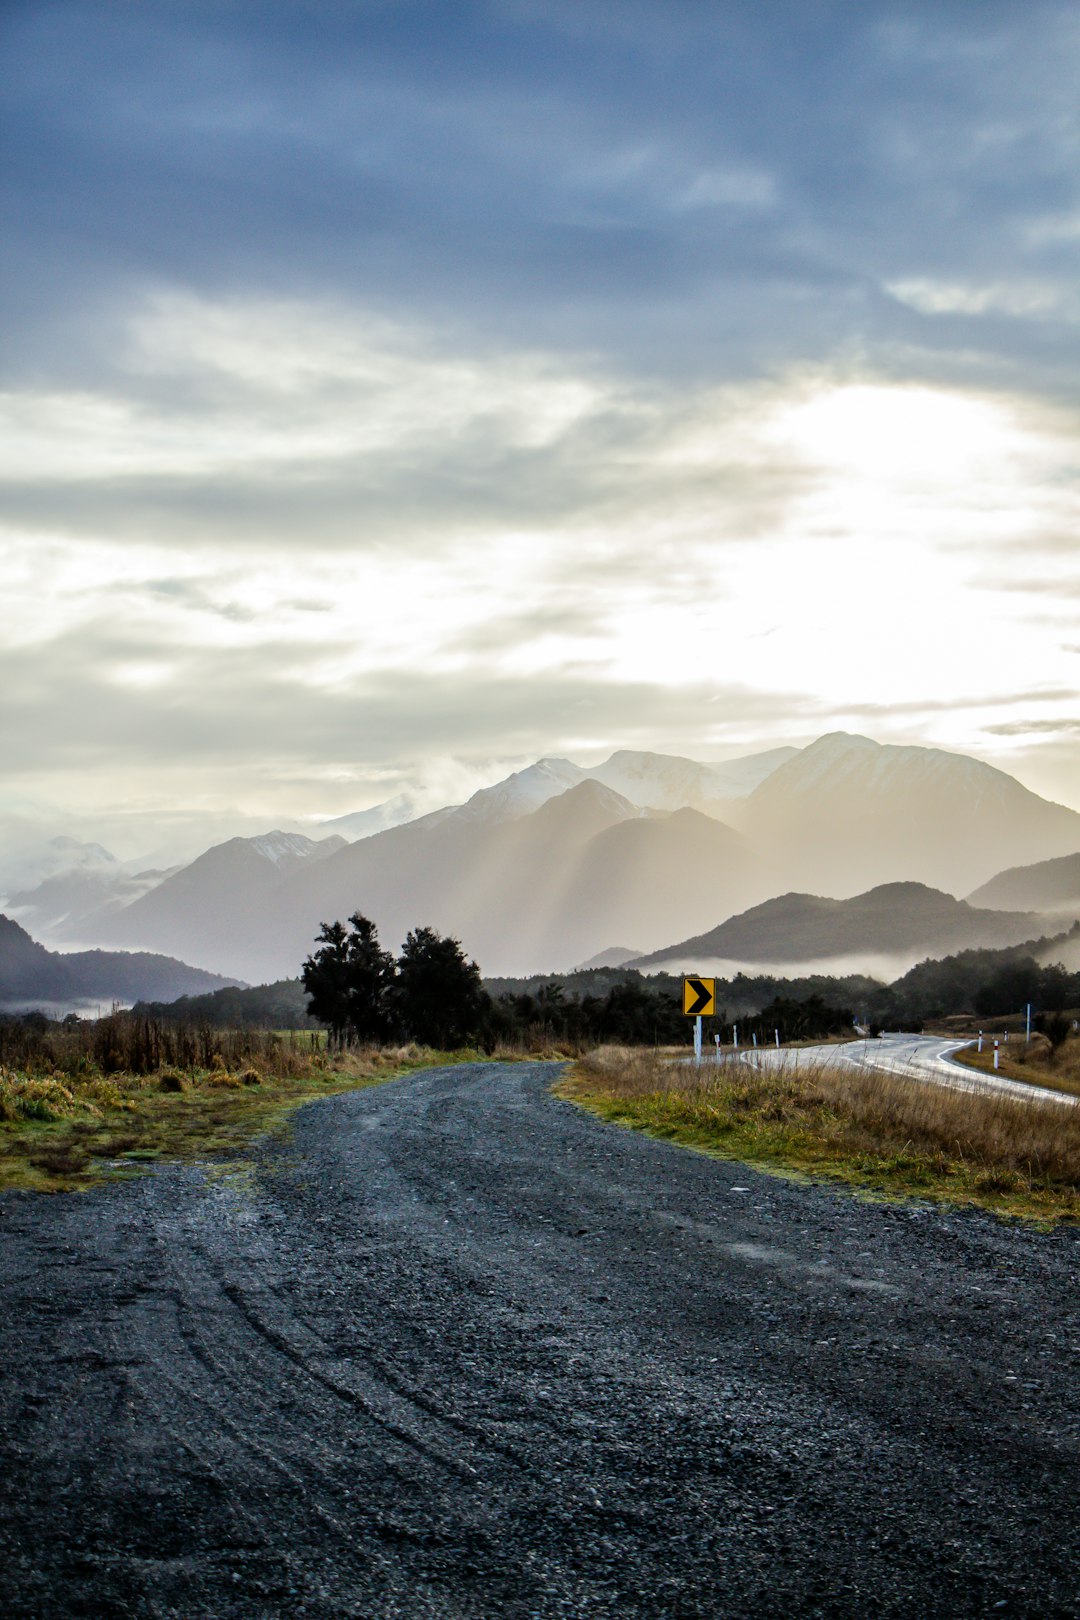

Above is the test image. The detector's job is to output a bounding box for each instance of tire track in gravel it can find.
[2,1060,1079,1619]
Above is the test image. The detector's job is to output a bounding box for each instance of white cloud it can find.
[3,292,1079,832]
[887,277,1075,320]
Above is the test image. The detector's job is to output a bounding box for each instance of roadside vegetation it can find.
[0,1013,464,1193]
[6,905,1079,1211]
[560,1043,1080,1223]
[952,1024,1080,1099]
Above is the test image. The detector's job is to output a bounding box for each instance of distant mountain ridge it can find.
[0,914,240,1010]
[628,881,1059,970]
[4,734,1079,981]
[730,732,1080,897]
[967,851,1080,914]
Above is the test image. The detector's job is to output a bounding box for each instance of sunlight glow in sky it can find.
[2,1,1079,856]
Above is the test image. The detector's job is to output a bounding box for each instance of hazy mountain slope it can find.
[319,792,445,840]
[53,734,1080,982]
[547,808,766,967]
[585,751,729,813]
[573,947,643,970]
[255,790,758,981]
[967,851,1080,913]
[454,758,588,824]
[316,748,793,848]
[6,864,178,946]
[249,778,643,982]
[0,915,237,1009]
[0,834,119,896]
[629,882,1051,969]
[698,746,799,798]
[318,759,587,842]
[587,746,794,812]
[734,732,1080,896]
[92,832,348,972]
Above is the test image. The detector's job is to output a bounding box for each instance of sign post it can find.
[682,977,716,1069]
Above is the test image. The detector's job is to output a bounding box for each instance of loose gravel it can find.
[1,1061,1077,1618]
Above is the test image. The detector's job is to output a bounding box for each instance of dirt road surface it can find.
[2,1061,1077,1618]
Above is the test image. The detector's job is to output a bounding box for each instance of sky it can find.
[3,0,1079,863]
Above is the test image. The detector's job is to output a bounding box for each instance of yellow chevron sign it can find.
[682,977,715,1018]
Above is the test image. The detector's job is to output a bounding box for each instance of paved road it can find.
[2,1061,1078,1619]
[739,1032,1077,1108]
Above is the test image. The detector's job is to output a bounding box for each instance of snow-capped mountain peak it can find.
[455,757,588,824]
[244,831,347,870]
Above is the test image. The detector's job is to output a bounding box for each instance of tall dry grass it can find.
[572,1046,1080,1212]
[0,1011,325,1083]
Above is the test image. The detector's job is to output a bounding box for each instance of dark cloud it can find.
[985,718,1080,737]
[3,1,1079,392]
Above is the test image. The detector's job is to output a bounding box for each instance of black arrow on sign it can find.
[685,978,712,1017]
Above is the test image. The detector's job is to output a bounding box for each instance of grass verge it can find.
[0,1045,504,1194]
[558,1045,1080,1224]
[950,1034,1080,1099]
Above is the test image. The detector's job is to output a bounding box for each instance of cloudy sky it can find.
[3,0,1079,860]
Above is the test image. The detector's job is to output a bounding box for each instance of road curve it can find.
[740,1032,1077,1108]
[1,1061,1078,1619]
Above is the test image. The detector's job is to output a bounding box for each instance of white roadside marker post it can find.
[978,1030,983,1053]
[993,1039,1000,1071]
[714,1032,722,1065]
[774,1028,780,1048]
[733,1023,739,1050]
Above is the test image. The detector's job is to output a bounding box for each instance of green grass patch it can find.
[0,1047,492,1194]
[558,1047,1080,1225]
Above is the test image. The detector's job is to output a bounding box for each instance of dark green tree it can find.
[302,913,395,1046]
[394,926,487,1048]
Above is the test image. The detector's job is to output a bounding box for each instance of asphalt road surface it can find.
[741,1032,1077,1108]
[2,1061,1078,1620]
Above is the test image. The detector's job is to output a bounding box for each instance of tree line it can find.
[302,915,487,1048]
[300,914,855,1049]
[117,919,1080,1046]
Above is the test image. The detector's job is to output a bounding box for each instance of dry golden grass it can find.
[560,1044,1080,1222]
[951,1030,1080,1098]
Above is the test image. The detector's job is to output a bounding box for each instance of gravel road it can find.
[2,1061,1078,1619]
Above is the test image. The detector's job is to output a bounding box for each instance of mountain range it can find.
[3,733,1078,987]
[0,915,239,1013]
[627,882,1055,975]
